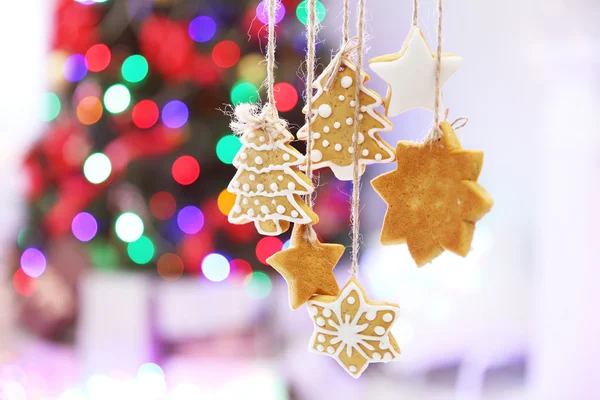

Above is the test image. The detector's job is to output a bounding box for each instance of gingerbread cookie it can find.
[267,224,343,309]
[307,278,401,378]
[228,108,318,236]
[297,57,395,181]
[371,121,493,266]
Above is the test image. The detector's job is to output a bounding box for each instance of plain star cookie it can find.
[371,121,493,266]
[297,57,395,181]
[307,278,401,378]
[368,26,462,116]
[267,224,343,309]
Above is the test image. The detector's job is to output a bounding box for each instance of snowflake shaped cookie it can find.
[307,278,401,378]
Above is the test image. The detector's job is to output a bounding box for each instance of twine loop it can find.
[230,103,285,143]
[324,37,361,91]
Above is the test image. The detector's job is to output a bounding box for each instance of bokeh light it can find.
[172,156,200,185]
[237,53,267,85]
[256,0,286,24]
[64,54,88,82]
[177,206,205,234]
[132,99,159,129]
[20,248,46,278]
[83,153,112,184]
[71,212,98,242]
[161,100,189,129]
[255,237,283,265]
[201,253,230,282]
[77,96,103,125]
[189,15,217,43]
[212,40,241,68]
[217,189,236,215]
[216,134,242,164]
[244,271,272,299]
[127,236,155,264]
[273,82,298,112]
[85,44,111,72]
[41,92,61,122]
[89,243,119,270]
[157,253,184,280]
[115,212,144,243]
[230,81,258,105]
[122,54,149,83]
[282,239,291,250]
[149,192,176,220]
[13,269,38,297]
[229,258,253,286]
[296,0,326,24]
[137,363,167,399]
[104,84,131,114]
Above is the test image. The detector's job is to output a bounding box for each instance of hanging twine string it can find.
[265,0,278,106]
[412,0,419,26]
[323,37,360,91]
[427,0,444,141]
[229,103,285,138]
[350,0,366,278]
[342,0,350,43]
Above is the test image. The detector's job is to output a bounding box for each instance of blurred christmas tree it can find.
[12,0,350,334]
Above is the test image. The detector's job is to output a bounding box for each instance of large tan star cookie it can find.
[267,224,343,310]
[371,121,493,266]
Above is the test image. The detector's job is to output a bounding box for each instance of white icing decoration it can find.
[360,106,367,112]
[277,175,284,181]
[362,149,369,156]
[348,147,354,154]
[311,149,323,162]
[318,334,326,343]
[287,182,295,190]
[375,153,382,161]
[322,140,330,147]
[306,280,400,378]
[254,199,260,206]
[333,122,341,129]
[242,183,250,191]
[383,313,393,322]
[255,156,263,165]
[260,205,269,214]
[322,308,332,317]
[350,100,356,107]
[291,210,299,218]
[256,183,264,191]
[353,132,365,144]
[232,181,240,188]
[270,182,278,191]
[240,153,248,160]
[369,26,462,116]
[276,205,285,214]
[365,309,377,321]
[248,133,255,139]
[242,198,249,205]
[282,154,290,161]
[249,175,255,181]
[334,144,342,151]
[318,104,333,118]
[247,208,255,217]
[358,114,364,120]
[341,76,353,88]
[259,136,265,142]
[346,117,353,125]
[317,344,324,352]
[323,126,330,133]
[271,199,276,205]
[310,306,319,316]
[233,205,242,213]
[338,95,345,101]
[313,132,321,139]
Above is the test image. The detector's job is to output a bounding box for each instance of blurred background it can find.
[0,0,598,399]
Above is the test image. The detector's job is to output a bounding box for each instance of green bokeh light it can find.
[89,243,119,271]
[244,271,272,299]
[230,81,258,105]
[216,135,242,164]
[41,92,61,122]
[104,84,131,114]
[115,212,144,243]
[122,55,149,83]
[127,236,155,265]
[296,0,326,25]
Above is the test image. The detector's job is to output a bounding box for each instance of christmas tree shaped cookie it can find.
[297,57,395,181]
[228,118,318,236]
[371,121,493,266]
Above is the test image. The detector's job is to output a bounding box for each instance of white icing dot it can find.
[350,100,356,107]
[256,183,264,191]
[341,76,353,88]
[354,132,365,144]
[362,149,369,156]
[247,208,255,217]
[347,296,356,305]
[322,308,332,317]
[242,198,249,205]
[318,334,326,343]
[242,183,250,191]
[310,306,319,315]
[276,205,285,214]
[240,153,248,160]
[348,147,354,154]
[270,182,278,191]
[358,114,364,120]
[375,153,382,161]
[249,175,255,181]
[232,181,240,188]
[254,199,260,206]
[259,136,265,142]
[323,126,330,133]
[338,95,345,101]
[233,205,242,213]
[333,122,341,129]
[379,341,389,350]
[322,140,330,147]
[287,182,295,190]
[383,313,393,322]
[317,344,324,352]
[260,205,269,214]
[318,104,333,118]
[291,210,299,218]
[383,352,392,361]
[282,154,290,161]
[311,149,323,162]
[334,144,342,151]
[374,326,385,336]
[271,199,276,205]
[372,352,382,361]
[313,132,321,139]
[316,317,325,326]
[360,106,367,112]
[248,133,255,139]
[346,117,353,125]
[349,366,357,373]
[277,175,284,181]
[327,346,335,354]
[365,309,377,321]
[255,156,263,165]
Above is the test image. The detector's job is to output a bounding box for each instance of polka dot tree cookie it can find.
[297,57,396,181]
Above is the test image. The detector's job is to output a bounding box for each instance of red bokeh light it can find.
[179,231,213,273]
[212,40,241,68]
[255,237,283,265]
[149,191,176,220]
[85,44,111,72]
[172,156,200,185]
[13,269,38,297]
[132,100,160,129]
[191,54,224,87]
[274,82,299,112]
[229,259,253,286]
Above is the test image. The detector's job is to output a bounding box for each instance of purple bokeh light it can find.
[256,0,286,24]
[72,212,99,242]
[20,248,47,278]
[161,101,189,129]
[188,16,217,43]
[64,54,88,82]
[177,206,205,234]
